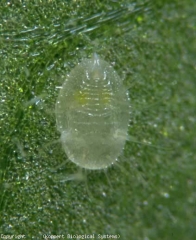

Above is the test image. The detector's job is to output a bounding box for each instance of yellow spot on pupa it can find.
[74,91,89,105]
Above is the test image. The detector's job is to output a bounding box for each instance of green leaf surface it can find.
[0,0,195,239]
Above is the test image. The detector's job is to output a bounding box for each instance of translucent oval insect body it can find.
[55,53,130,170]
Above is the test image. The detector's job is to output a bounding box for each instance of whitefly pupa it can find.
[55,53,130,170]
